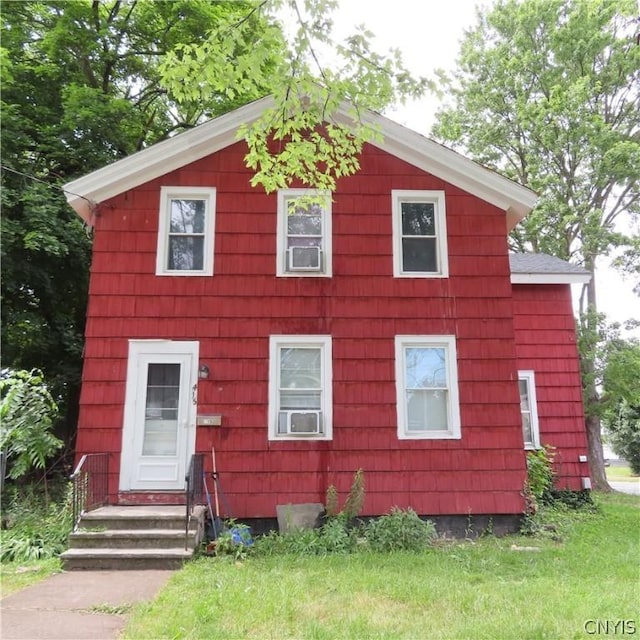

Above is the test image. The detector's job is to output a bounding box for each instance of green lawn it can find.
[124,493,640,640]
[0,557,62,597]
[606,465,639,481]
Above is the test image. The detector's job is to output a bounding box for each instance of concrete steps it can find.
[61,505,206,570]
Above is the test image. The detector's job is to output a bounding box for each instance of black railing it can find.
[185,453,204,549]
[70,453,110,531]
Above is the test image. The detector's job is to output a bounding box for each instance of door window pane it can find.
[143,363,180,456]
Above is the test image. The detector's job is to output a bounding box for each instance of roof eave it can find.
[64,96,538,227]
[64,96,276,224]
[338,108,538,228]
[510,273,592,285]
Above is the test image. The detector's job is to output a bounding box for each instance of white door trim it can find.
[119,339,199,492]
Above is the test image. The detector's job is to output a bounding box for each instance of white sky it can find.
[330,0,640,334]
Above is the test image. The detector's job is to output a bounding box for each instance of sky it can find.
[328,0,639,334]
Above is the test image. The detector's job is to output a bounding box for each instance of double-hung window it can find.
[269,336,332,440]
[392,190,448,277]
[276,189,332,276]
[156,187,216,276]
[518,370,540,449]
[395,336,461,439]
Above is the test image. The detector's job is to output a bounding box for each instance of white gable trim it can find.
[335,108,537,230]
[65,96,276,223]
[511,272,592,285]
[64,95,537,228]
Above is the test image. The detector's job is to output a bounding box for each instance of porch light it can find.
[198,364,210,380]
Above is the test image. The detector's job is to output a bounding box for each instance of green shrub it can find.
[542,489,596,510]
[209,520,253,560]
[0,484,73,562]
[526,445,556,503]
[253,518,358,557]
[317,517,358,554]
[364,507,437,552]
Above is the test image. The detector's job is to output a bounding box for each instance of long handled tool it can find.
[203,467,218,539]
[212,446,221,521]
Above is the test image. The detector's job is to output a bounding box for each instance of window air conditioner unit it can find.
[289,245,321,271]
[286,410,322,435]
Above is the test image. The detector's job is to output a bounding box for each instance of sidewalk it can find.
[1,569,173,639]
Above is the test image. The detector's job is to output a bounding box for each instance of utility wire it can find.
[0,164,95,207]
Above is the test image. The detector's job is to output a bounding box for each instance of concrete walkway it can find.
[610,480,640,496]
[1,569,173,639]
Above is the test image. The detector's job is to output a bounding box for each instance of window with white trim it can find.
[276,189,332,276]
[156,187,216,276]
[268,336,332,440]
[395,336,461,439]
[392,190,448,277]
[518,370,540,449]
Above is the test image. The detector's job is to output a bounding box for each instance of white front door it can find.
[120,340,198,491]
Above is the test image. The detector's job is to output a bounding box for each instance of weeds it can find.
[0,483,73,562]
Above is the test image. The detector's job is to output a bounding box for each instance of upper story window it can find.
[395,335,461,440]
[519,370,540,449]
[268,335,333,441]
[156,187,216,276]
[276,189,332,277]
[392,190,448,278]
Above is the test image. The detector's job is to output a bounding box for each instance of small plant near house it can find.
[363,507,437,552]
[324,484,339,518]
[524,445,556,512]
[208,520,253,561]
[324,467,365,524]
[341,467,365,521]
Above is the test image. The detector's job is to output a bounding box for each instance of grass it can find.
[606,465,639,481]
[124,493,640,640]
[0,557,62,597]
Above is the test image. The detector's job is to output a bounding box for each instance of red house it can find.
[64,97,591,534]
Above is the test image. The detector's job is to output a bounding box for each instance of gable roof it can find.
[64,95,537,229]
[509,253,591,284]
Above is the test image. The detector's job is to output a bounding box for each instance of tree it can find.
[431,0,640,490]
[607,402,640,474]
[1,0,284,448]
[601,337,640,473]
[2,0,428,454]
[160,0,430,193]
[0,370,62,483]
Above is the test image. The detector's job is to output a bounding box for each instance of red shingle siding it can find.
[512,284,590,489]
[78,141,533,517]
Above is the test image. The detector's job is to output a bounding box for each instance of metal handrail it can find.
[70,453,110,531]
[185,453,204,549]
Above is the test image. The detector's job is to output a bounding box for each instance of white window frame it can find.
[268,335,333,441]
[392,190,448,278]
[395,335,461,440]
[276,189,332,277]
[518,370,540,450]
[156,186,216,276]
